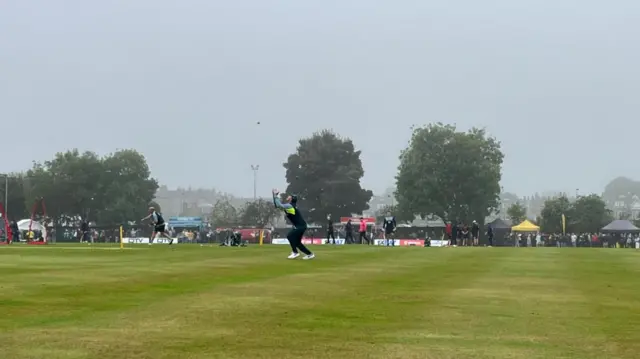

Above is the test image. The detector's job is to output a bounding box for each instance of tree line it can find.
[0,123,619,229]
[210,198,281,228]
[225,124,504,227]
[1,149,158,225]
[506,194,616,234]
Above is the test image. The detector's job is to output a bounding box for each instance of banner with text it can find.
[430,240,448,247]
[373,239,425,246]
[122,237,176,244]
[271,238,346,245]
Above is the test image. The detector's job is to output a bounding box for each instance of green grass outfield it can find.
[1,244,639,359]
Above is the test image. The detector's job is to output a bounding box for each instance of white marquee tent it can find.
[16,219,47,241]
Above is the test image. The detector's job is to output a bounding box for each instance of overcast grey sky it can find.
[2,0,639,198]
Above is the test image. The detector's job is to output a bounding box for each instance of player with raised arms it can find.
[272,189,315,260]
[141,206,173,246]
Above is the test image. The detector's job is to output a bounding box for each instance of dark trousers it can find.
[385,231,394,246]
[288,228,312,255]
[345,232,354,244]
[327,229,335,244]
[487,235,493,246]
[359,231,370,245]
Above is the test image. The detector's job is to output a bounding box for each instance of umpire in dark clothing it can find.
[10,221,19,244]
[344,220,354,244]
[80,221,89,242]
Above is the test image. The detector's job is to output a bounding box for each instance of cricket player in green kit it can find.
[272,189,315,260]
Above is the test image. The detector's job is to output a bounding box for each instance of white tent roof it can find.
[17,219,46,232]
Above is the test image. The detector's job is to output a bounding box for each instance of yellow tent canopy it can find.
[511,220,540,232]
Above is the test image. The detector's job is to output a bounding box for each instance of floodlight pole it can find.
[251,165,259,200]
[1,174,7,218]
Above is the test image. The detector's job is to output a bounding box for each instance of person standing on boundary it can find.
[471,220,480,246]
[326,214,336,245]
[344,219,354,244]
[382,212,397,247]
[486,224,494,247]
[359,217,369,245]
[272,189,315,260]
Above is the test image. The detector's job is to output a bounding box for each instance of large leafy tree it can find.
[0,173,30,221]
[24,149,158,224]
[395,123,504,225]
[540,194,613,233]
[238,199,281,227]
[283,130,373,223]
[96,149,159,224]
[25,150,102,222]
[506,202,527,224]
[572,194,612,233]
[210,197,239,228]
[539,196,573,233]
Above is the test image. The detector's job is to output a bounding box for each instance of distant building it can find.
[611,194,640,220]
[496,191,576,221]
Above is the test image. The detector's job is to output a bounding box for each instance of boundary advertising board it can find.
[122,237,175,244]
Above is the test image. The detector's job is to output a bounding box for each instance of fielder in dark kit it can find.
[272,189,315,260]
[382,213,397,246]
[486,224,494,247]
[141,206,174,245]
[471,220,480,246]
[326,214,336,245]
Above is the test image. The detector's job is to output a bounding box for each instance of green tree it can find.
[0,173,30,221]
[210,197,239,227]
[238,199,280,227]
[395,123,504,226]
[25,149,158,224]
[539,196,573,233]
[572,194,612,233]
[283,130,373,223]
[506,202,527,224]
[25,150,103,222]
[96,149,158,224]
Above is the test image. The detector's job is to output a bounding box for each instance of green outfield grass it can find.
[1,244,639,359]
